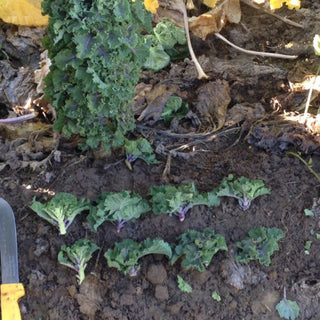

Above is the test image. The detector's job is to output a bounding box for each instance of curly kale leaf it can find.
[42,0,152,151]
[149,183,220,221]
[154,20,187,49]
[236,227,285,266]
[143,20,188,72]
[124,137,159,170]
[217,174,271,210]
[30,193,90,235]
[58,239,99,284]
[170,229,228,271]
[104,238,172,276]
[161,96,189,125]
[87,191,150,232]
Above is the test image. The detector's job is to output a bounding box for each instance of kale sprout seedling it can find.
[236,227,284,266]
[30,193,90,235]
[87,190,150,232]
[177,275,192,293]
[104,238,172,276]
[170,229,227,271]
[276,287,300,320]
[149,183,220,221]
[58,239,99,284]
[124,137,159,170]
[217,174,270,210]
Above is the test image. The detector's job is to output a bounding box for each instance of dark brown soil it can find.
[1,1,320,319]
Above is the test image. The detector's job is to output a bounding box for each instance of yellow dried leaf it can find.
[189,0,241,40]
[143,0,159,13]
[285,0,300,10]
[203,0,220,8]
[0,0,48,26]
[270,0,300,10]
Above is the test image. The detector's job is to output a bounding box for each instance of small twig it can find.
[136,124,239,140]
[287,152,320,183]
[0,112,37,124]
[215,33,298,59]
[177,0,209,79]
[240,0,304,29]
[304,64,320,117]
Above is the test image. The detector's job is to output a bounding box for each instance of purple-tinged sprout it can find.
[125,154,138,170]
[128,266,138,277]
[126,153,137,163]
[116,220,126,233]
[177,206,190,222]
[239,197,251,211]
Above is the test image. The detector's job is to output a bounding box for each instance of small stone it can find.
[154,285,169,301]
[119,294,134,306]
[191,270,211,285]
[146,264,167,285]
[67,285,77,298]
[166,302,183,314]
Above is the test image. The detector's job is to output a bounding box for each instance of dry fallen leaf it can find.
[189,0,241,40]
[195,79,231,130]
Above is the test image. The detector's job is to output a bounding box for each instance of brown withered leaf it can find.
[195,79,231,130]
[137,81,189,124]
[138,91,173,124]
[189,0,241,40]
[137,83,184,124]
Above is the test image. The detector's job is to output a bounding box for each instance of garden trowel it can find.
[0,198,25,320]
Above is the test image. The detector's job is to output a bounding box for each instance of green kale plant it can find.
[177,275,192,293]
[124,137,159,170]
[104,238,172,276]
[58,239,99,284]
[149,183,220,221]
[217,174,271,210]
[236,227,285,266]
[170,229,228,271]
[87,190,150,232]
[161,95,189,125]
[30,193,90,235]
[42,0,152,150]
[143,20,188,72]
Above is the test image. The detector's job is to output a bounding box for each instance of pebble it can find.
[154,285,169,301]
[146,264,168,285]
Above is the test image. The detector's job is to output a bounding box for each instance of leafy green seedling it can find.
[30,193,90,235]
[105,238,172,276]
[143,20,188,72]
[212,291,221,301]
[170,229,228,271]
[177,275,192,293]
[124,138,158,170]
[217,174,270,210]
[304,240,312,255]
[58,239,99,284]
[304,209,315,217]
[161,96,189,125]
[149,183,220,221]
[236,227,284,266]
[276,288,300,320]
[87,190,150,232]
